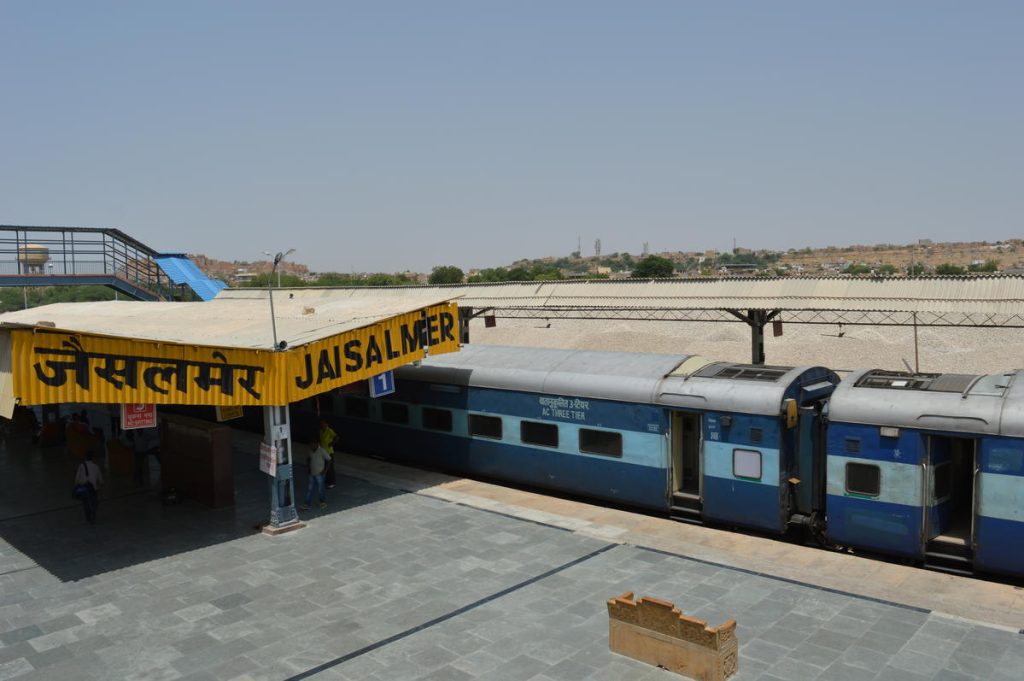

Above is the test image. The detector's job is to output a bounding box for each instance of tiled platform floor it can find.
[1,432,1021,680]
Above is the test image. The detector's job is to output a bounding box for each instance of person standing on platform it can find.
[319,419,337,489]
[75,452,103,523]
[302,440,329,510]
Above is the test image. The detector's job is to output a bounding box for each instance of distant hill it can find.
[188,254,310,285]
[470,239,1023,279]
[189,238,1024,285]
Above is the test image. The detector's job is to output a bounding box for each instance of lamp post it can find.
[265,248,295,290]
[262,247,299,533]
[264,248,295,351]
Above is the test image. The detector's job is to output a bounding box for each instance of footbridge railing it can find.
[0,225,191,301]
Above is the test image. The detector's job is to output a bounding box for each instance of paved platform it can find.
[0,429,1021,681]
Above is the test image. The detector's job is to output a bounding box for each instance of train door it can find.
[924,435,976,574]
[793,407,823,517]
[669,411,702,523]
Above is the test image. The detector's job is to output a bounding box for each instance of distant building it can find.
[233,269,257,285]
[718,263,758,274]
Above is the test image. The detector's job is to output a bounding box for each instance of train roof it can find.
[399,344,834,414]
[828,368,1024,436]
[399,344,689,404]
[656,362,834,415]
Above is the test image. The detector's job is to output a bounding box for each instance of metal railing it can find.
[0,225,184,300]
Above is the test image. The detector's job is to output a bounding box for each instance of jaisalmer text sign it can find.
[11,302,459,407]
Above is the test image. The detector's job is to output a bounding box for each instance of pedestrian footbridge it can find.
[0,224,226,301]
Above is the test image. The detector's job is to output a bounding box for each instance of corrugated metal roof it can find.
[245,277,1024,318]
[154,255,227,301]
[0,290,458,350]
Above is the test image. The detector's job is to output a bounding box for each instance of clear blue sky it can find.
[2,2,1022,273]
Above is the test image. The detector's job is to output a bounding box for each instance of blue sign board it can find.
[369,371,396,398]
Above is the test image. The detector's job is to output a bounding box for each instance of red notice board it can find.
[122,403,157,430]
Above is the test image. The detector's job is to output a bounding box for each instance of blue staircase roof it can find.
[154,255,227,301]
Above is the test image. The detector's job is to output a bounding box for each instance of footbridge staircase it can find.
[0,225,225,302]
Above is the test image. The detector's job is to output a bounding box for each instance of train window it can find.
[469,414,502,439]
[521,421,558,448]
[846,463,881,497]
[750,427,763,443]
[579,429,623,458]
[344,397,370,419]
[733,449,762,481]
[422,408,453,432]
[989,447,1024,474]
[381,402,409,425]
[845,438,861,454]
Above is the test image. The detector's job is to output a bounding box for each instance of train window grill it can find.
[344,397,370,419]
[750,427,763,443]
[422,408,453,432]
[845,463,881,497]
[845,438,861,454]
[521,421,558,448]
[733,449,762,481]
[579,429,623,458]
[381,402,409,425]
[696,364,790,382]
[469,414,502,440]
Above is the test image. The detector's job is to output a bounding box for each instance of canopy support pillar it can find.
[264,404,300,533]
[726,309,781,365]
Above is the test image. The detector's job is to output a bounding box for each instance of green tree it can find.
[631,255,675,278]
[467,267,510,283]
[0,285,117,312]
[429,265,465,284]
[364,272,415,286]
[242,273,307,288]
[907,263,926,276]
[968,259,999,273]
[935,263,966,275]
[875,264,898,275]
[843,263,871,275]
[506,267,532,281]
[529,265,564,280]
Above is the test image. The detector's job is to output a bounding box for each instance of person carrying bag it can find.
[73,453,103,524]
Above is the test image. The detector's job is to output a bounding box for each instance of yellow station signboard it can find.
[11,302,459,407]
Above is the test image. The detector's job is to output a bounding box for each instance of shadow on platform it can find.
[0,433,402,583]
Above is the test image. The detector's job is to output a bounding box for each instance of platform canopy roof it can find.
[260,276,1024,327]
[0,290,461,415]
[1,289,457,348]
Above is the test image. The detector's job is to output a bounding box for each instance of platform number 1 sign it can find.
[369,371,395,398]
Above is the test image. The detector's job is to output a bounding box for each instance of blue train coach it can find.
[825,368,1024,577]
[330,345,838,535]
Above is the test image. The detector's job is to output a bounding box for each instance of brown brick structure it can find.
[607,592,738,680]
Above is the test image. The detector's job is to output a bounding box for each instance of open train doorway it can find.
[925,434,977,574]
[669,411,702,523]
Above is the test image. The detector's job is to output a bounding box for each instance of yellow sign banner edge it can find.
[9,301,460,407]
